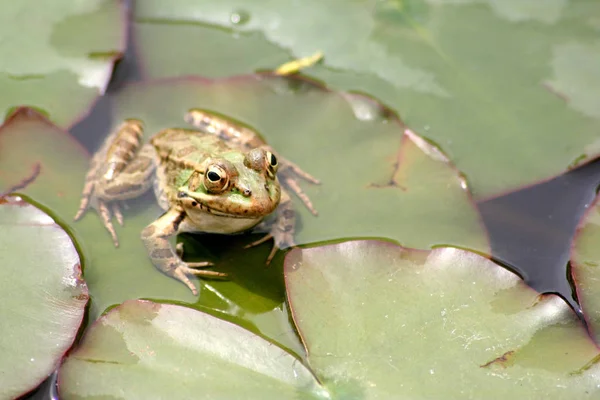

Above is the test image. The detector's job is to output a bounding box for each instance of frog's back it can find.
[150,128,238,208]
[151,128,234,159]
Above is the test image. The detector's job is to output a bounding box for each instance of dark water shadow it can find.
[479,159,600,314]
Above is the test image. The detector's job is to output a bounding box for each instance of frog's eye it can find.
[203,165,229,193]
[268,152,278,168]
[266,151,278,177]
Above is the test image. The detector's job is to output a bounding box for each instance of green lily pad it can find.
[571,193,600,343]
[58,299,328,399]
[0,0,126,127]
[0,69,487,356]
[133,0,600,199]
[0,196,88,399]
[0,107,309,356]
[285,240,600,398]
[111,74,489,253]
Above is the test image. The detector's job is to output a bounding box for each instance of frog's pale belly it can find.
[178,213,261,234]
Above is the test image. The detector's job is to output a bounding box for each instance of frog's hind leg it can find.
[91,143,157,246]
[75,119,157,246]
[184,109,266,151]
[75,119,145,221]
[277,155,320,216]
[74,155,103,221]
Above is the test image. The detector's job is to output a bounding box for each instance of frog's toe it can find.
[173,263,228,295]
[176,242,184,258]
[244,233,273,249]
[98,201,120,247]
[265,244,279,265]
[112,203,124,226]
[186,261,214,268]
[172,267,200,295]
[74,196,91,221]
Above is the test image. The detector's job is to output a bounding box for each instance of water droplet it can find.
[230,10,250,26]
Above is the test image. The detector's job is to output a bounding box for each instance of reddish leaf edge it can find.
[570,191,600,343]
[55,299,322,393]
[0,195,89,399]
[3,107,91,157]
[0,107,91,211]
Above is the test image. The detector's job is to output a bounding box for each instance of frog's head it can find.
[177,148,281,219]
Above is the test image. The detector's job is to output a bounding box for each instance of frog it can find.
[74,109,319,295]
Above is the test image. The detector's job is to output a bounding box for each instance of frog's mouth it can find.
[178,190,278,218]
[197,203,261,218]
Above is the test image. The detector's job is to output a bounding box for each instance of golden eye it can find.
[266,151,278,177]
[203,166,229,193]
[267,151,278,168]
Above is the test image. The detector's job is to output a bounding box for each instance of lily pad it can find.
[0,0,126,127]
[58,299,328,399]
[285,240,600,398]
[133,0,600,199]
[110,74,489,253]
[571,192,600,343]
[0,68,488,356]
[0,196,88,399]
[0,107,310,356]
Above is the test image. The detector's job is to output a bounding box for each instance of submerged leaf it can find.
[286,241,600,398]
[58,300,328,399]
[134,0,600,199]
[0,196,88,399]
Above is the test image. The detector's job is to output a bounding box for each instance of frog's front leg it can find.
[141,207,227,295]
[247,190,297,263]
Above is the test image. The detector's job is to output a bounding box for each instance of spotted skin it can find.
[75,110,319,294]
[186,108,320,216]
[74,120,155,246]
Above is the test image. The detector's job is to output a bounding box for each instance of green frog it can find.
[74,109,319,295]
